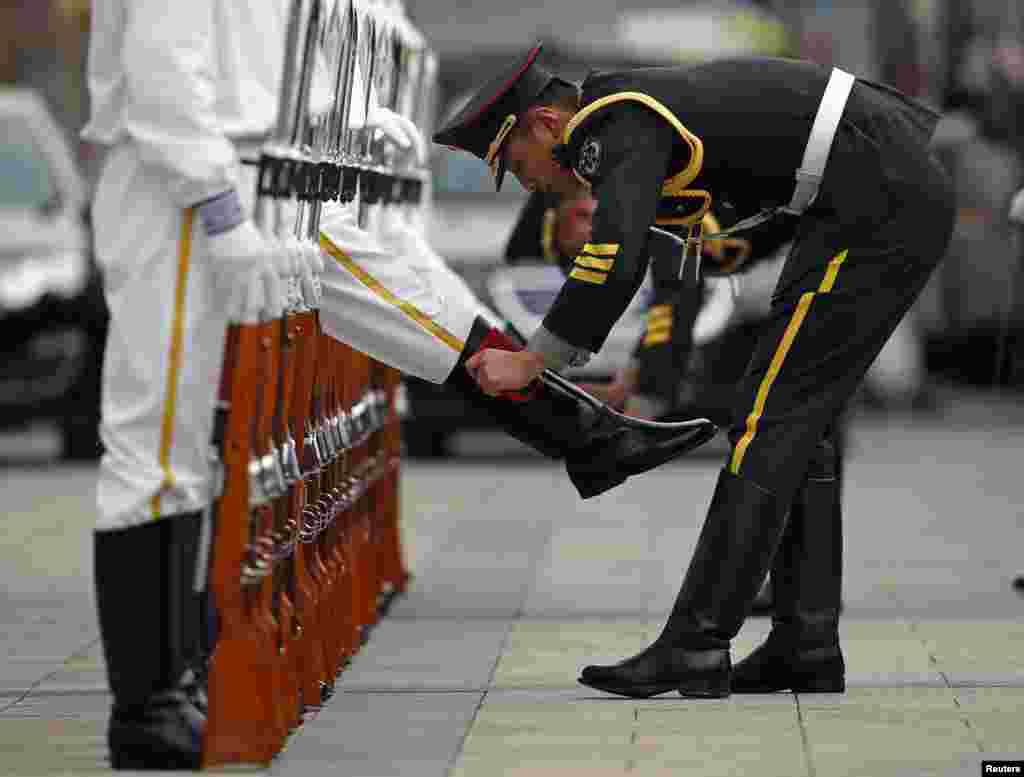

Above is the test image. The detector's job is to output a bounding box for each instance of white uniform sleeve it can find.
[122,0,238,205]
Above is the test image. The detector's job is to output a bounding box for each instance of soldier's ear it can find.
[524,105,562,141]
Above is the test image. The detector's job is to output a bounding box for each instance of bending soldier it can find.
[434,44,954,698]
[315,110,716,503]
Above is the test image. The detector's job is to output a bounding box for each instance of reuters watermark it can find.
[983,762,1024,775]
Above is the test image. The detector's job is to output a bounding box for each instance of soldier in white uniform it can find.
[84,0,290,767]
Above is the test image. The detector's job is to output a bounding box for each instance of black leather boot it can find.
[578,470,788,698]
[445,317,717,498]
[731,437,845,693]
[94,515,205,770]
[172,513,209,716]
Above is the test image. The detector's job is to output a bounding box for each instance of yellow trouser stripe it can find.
[819,249,848,292]
[729,249,849,475]
[320,235,465,353]
[581,243,619,255]
[151,208,194,519]
[575,255,615,271]
[569,268,608,285]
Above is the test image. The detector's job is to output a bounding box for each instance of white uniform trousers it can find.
[93,144,248,528]
[317,200,501,385]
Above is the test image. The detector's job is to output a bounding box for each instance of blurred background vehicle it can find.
[0,87,106,462]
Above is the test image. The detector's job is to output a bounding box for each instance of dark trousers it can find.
[726,133,955,505]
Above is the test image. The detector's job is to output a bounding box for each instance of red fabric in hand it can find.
[475,328,540,402]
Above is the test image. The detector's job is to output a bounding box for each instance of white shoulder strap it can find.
[786,67,856,215]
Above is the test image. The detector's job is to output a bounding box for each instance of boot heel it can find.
[677,668,731,699]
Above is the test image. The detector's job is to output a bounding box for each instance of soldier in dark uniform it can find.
[434,44,954,698]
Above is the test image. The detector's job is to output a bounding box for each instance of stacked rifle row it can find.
[200,0,435,766]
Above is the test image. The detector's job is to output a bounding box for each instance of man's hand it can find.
[465,348,545,396]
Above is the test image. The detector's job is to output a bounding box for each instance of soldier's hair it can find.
[533,77,581,112]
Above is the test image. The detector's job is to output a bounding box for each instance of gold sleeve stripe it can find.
[643,330,671,346]
[574,255,615,271]
[581,242,619,255]
[730,249,849,475]
[321,234,466,353]
[645,320,672,334]
[647,305,672,320]
[152,207,195,519]
[569,268,608,285]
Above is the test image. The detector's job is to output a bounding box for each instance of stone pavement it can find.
[1,403,1022,776]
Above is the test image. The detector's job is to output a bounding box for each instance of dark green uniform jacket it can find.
[541,56,940,357]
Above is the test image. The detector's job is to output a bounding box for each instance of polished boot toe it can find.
[108,689,204,770]
[612,423,718,476]
[568,421,717,499]
[579,642,731,699]
[731,638,845,694]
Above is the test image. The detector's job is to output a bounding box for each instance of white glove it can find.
[198,190,272,279]
[227,259,285,324]
[388,111,428,168]
[1010,188,1024,226]
[365,105,415,162]
[206,219,273,280]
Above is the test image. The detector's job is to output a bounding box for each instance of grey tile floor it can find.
[1,401,1023,776]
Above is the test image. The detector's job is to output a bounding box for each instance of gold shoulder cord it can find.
[563,91,712,229]
[702,211,753,275]
[563,92,713,262]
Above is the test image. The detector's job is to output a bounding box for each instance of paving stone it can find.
[0,692,112,777]
[522,523,698,616]
[336,619,509,691]
[632,699,807,777]
[278,691,480,776]
[912,621,1024,686]
[453,696,634,776]
[839,621,947,687]
[952,688,1024,755]
[388,517,551,618]
[0,658,66,696]
[799,688,983,777]
[33,641,108,695]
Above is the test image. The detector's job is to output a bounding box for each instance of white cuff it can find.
[527,325,592,371]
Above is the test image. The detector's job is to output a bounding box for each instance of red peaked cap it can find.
[433,43,554,191]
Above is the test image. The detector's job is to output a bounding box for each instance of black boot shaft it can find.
[94,513,206,768]
[731,435,846,693]
[579,469,788,698]
[770,436,842,646]
[663,470,788,645]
